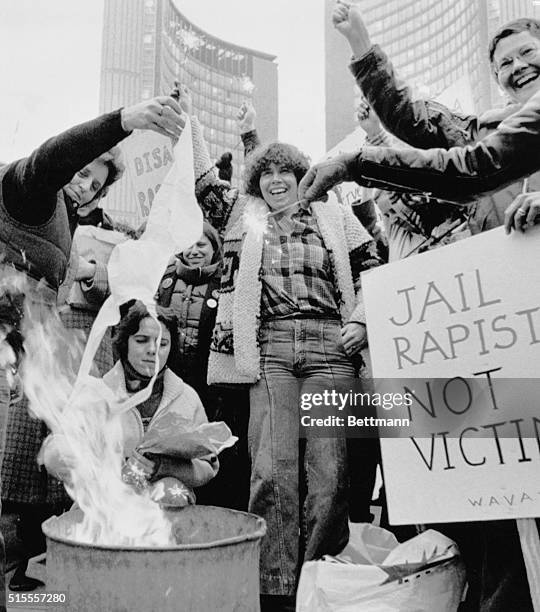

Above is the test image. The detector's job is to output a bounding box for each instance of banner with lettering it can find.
[120,130,175,219]
[362,226,540,524]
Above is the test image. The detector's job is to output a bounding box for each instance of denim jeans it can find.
[249,318,354,596]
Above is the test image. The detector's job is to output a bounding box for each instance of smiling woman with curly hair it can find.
[179,90,382,610]
[243,142,310,199]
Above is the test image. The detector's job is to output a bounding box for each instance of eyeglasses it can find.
[494,44,540,75]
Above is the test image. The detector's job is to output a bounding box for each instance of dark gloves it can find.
[298,151,361,202]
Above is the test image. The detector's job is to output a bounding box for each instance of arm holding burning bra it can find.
[1,96,185,228]
[191,116,240,235]
[168,82,237,234]
[189,94,265,236]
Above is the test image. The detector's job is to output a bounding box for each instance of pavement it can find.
[5,557,48,612]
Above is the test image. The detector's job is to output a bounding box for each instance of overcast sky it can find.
[0,0,326,163]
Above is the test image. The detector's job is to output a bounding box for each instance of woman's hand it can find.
[504,190,540,233]
[356,99,382,139]
[172,81,193,115]
[237,101,256,133]
[341,322,367,356]
[298,152,357,202]
[122,448,158,488]
[120,96,185,139]
[74,256,96,282]
[332,1,372,58]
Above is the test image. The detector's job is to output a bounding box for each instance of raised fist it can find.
[237,101,256,133]
[332,1,372,57]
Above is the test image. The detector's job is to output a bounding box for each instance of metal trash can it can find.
[42,506,266,612]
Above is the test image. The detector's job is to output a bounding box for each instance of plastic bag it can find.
[296,525,466,612]
[136,415,237,459]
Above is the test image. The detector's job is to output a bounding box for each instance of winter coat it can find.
[157,258,221,397]
[350,44,540,229]
[103,361,218,489]
[207,195,377,384]
[189,121,379,385]
[0,110,126,294]
[0,109,129,506]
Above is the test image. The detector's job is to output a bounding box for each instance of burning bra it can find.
[20,308,264,612]
[23,308,172,547]
[1,116,266,611]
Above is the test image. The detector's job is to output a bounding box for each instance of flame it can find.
[11,114,203,548]
[22,307,174,547]
[240,75,255,94]
[180,30,201,52]
[242,204,269,237]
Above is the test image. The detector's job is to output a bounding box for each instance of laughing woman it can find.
[185,92,382,610]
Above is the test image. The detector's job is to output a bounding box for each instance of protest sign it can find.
[76,116,202,404]
[67,226,128,305]
[362,226,540,524]
[120,130,175,219]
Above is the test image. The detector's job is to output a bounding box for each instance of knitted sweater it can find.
[206,196,377,384]
[190,119,380,384]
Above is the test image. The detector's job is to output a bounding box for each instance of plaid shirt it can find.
[260,207,340,320]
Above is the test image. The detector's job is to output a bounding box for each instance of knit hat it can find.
[215,152,233,182]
